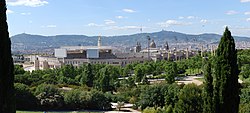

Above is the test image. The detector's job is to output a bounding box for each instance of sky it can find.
[5,0,250,37]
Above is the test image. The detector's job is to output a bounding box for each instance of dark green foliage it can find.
[213,27,240,113]
[139,85,165,110]
[165,62,177,84]
[141,75,150,85]
[134,65,145,82]
[63,89,90,110]
[15,83,38,110]
[0,0,15,112]
[85,63,94,87]
[186,55,203,75]
[13,52,245,111]
[239,85,250,112]
[34,84,59,96]
[138,84,180,110]
[174,84,203,113]
[35,84,64,110]
[14,65,25,75]
[203,59,214,113]
[164,83,180,107]
[98,66,112,92]
[59,64,76,78]
[88,90,111,110]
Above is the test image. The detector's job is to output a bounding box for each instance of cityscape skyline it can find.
[6,0,250,37]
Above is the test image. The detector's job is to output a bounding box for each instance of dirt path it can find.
[177,76,203,85]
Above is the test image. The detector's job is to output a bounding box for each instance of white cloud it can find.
[104,20,116,25]
[87,23,104,27]
[7,0,48,7]
[200,19,208,24]
[247,18,250,22]
[240,0,250,2]
[226,10,238,15]
[244,12,250,15]
[115,16,125,19]
[6,9,14,14]
[122,9,136,13]
[158,20,192,27]
[187,16,195,19]
[20,12,31,15]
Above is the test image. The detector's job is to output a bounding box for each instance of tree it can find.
[165,62,177,84]
[203,59,214,113]
[0,0,15,112]
[213,27,240,113]
[174,84,203,113]
[85,63,94,87]
[35,84,63,110]
[139,85,166,110]
[164,83,180,107]
[134,65,144,83]
[15,83,38,110]
[64,89,90,110]
[14,65,25,75]
[98,67,111,92]
[88,90,111,110]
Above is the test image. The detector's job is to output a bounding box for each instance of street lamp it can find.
[147,35,151,60]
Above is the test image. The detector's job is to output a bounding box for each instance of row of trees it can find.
[14,55,203,93]
[15,83,111,110]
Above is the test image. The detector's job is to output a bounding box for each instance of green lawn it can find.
[17,111,102,113]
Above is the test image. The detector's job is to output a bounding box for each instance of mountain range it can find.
[11,30,250,54]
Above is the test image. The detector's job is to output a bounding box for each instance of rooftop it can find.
[60,46,113,50]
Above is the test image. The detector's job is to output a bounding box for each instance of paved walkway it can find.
[105,108,140,113]
[177,76,203,85]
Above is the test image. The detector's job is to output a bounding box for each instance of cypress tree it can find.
[86,63,94,87]
[203,58,214,113]
[213,27,239,113]
[0,0,15,112]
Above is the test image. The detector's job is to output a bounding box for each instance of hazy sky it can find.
[6,0,250,37]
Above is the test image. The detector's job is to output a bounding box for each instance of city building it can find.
[32,36,211,70]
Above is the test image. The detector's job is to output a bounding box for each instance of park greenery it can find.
[14,54,205,111]
[0,0,248,112]
[12,30,250,113]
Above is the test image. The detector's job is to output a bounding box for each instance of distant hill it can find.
[10,31,250,54]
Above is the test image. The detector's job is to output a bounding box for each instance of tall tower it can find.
[134,42,141,53]
[98,36,101,47]
[147,36,151,60]
[42,60,49,70]
[164,41,169,50]
[168,50,171,61]
[34,57,39,70]
[201,45,204,57]
[186,48,189,59]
